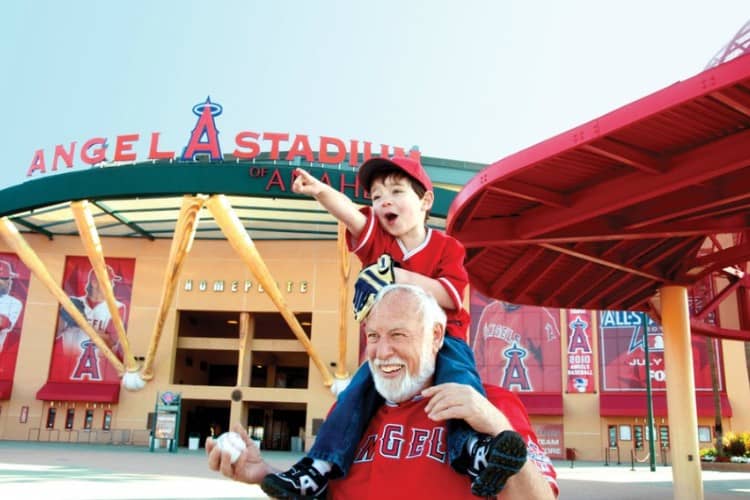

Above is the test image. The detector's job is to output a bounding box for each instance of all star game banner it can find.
[566,309,595,393]
[48,256,135,383]
[598,310,720,391]
[0,253,31,394]
[470,291,562,393]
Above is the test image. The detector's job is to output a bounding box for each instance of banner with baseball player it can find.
[566,309,595,393]
[0,253,30,395]
[47,256,135,384]
[598,309,720,391]
[470,291,562,393]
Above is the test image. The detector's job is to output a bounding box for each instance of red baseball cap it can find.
[87,265,121,288]
[358,156,433,192]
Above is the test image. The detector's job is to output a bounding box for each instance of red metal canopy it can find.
[448,54,750,341]
[599,393,732,418]
[517,393,563,416]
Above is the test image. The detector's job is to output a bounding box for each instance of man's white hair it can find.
[373,284,446,338]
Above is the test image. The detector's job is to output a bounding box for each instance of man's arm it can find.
[292,168,367,239]
[503,461,557,499]
[422,383,557,499]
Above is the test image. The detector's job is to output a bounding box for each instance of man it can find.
[59,265,125,355]
[0,260,23,352]
[53,264,126,382]
[208,284,558,498]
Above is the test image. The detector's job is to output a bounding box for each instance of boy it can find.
[261,156,512,498]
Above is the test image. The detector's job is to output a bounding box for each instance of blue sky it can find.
[1,0,747,189]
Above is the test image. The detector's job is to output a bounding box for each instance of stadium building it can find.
[1,26,749,485]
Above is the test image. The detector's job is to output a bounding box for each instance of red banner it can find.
[47,256,135,383]
[0,253,31,392]
[566,309,594,393]
[533,423,564,459]
[470,292,562,392]
[599,310,719,391]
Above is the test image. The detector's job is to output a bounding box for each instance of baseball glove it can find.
[353,253,396,322]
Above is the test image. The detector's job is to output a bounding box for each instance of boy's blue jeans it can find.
[308,335,486,476]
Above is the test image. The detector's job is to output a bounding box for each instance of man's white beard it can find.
[369,340,436,403]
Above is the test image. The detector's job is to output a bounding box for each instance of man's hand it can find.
[292,168,326,198]
[422,383,513,436]
[206,424,274,484]
[353,254,396,322]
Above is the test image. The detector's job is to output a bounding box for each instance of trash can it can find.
[188,433,200,450]
[291,436,303,452]
[566,447,576,468]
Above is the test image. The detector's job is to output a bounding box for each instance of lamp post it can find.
[642,311,657,472]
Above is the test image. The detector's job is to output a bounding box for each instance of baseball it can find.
[122,370,146,391]
[214,431,247,464]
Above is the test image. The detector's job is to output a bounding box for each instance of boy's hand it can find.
[292,168,324,197]
[353,254,396,322]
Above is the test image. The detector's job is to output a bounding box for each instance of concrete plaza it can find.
[0,441,748,499]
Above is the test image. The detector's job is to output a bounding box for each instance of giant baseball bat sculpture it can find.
[329,222,352,395]
[141,195,205,381]
[71,201,138,376]
[0,217,125,374]
[336,222,350,379]
[206,195,334,387]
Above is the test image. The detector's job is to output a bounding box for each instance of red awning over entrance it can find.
[0,380,12,400]
[517,393,564,415]
[36,382,120,403]
[447,54,750,341]
[599,392,732,417]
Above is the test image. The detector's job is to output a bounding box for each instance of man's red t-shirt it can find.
[328,384,559,499]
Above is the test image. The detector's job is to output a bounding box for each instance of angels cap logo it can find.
[181,97,223,161]
[567,316,592,353]
[501,342,532,391]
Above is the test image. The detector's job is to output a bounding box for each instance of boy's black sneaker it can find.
[469,430,528,497]
[260,458,329,499]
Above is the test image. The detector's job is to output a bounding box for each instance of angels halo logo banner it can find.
[470,291,562,393]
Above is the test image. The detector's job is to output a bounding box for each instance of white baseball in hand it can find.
[214,431,247,464]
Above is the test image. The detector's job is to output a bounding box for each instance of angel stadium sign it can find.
[26,97,419,177]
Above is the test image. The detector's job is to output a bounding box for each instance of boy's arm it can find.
[292,168,367,238]
[395,236,468,312]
